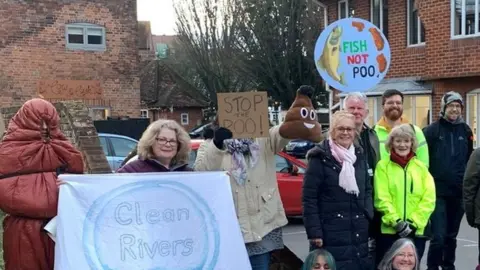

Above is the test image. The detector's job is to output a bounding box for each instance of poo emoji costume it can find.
[279,85,323,142]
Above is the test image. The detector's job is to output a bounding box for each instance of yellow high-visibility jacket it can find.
[374,157,436,235]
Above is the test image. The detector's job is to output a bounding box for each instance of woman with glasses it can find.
[377,238,419,270]
[118,119,192,173]
[303,110,373,270]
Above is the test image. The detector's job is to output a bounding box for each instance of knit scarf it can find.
[329,138,359,196]
[224,139,260,186]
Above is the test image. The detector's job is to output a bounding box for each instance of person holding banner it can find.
[0,98,84,270]
[195,86,323,270]
[118,119,192,173]
[303,110,373,270]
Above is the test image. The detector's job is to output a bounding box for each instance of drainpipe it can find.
[324,82,332,123]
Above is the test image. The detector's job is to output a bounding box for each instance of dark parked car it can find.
[284,139,316,158]
[189,123,213,139]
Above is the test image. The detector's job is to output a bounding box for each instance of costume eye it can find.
[310,109,316,120]
[300,108,308,118]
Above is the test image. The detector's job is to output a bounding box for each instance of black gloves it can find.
[213,127,233,149]
[394,219,417,238]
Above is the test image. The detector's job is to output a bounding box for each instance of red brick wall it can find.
[323,0,480,80]
[0,0,140,117]
[431,77,480,121]
[417,1,480,79]
[149,108,204,131]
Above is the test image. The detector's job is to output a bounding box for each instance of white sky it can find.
[137,0,176,35]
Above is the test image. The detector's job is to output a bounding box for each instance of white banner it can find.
[54,171,251,270]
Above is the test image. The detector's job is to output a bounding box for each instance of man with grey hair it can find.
[424,91,474,270]
[343,92,381,265]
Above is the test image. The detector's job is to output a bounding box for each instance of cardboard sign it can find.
[217,92,269,138]
[314,18,391,92]
[53,172,251,270]
[37,80,103,99]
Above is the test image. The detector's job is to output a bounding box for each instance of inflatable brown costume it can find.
[279,86,323,142]
[0,98,84,270]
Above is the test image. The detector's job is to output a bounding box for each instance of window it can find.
[452,0,480,37]
[313,1,328,31]
[338,0,352,19]
[407,0,426,45]
[66,23,106,51]
[110,137,137,157]
[140,110,149,118]
[275,155,290,172]
[89,107,110,120]
[467,91,480,147]
[99,136,109,157]
[340,95,431,128]
[188,151,197,168]
[180,113,189,125]
[371,0,388,37]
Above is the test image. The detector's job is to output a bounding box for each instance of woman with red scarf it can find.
[374,123,436,263]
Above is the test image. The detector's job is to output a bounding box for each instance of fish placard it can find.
[314,18,391,93]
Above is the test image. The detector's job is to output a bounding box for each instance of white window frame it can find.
[65,23,106,51]
[89,107,111,120]
[140,109,149,118]
[407,0,426,46]
[314,1,329,28]
[338,0,349,19]
[370,0,385,31]
[467,90,480,147]
[180,113,189,126]
[451,0,480,38]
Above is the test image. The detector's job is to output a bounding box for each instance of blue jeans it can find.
[249,252,271,270]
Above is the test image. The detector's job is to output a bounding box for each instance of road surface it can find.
[283,217,478,269]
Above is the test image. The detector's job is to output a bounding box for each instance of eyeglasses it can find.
[155,137,178,146]
[336,126,355,133]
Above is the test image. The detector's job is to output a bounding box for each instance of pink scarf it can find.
[328,138,359,196]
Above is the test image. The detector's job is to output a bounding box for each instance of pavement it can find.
[283,217,479,269]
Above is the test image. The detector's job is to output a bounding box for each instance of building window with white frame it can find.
[371,0,389,38]
[467,90,480,147]
[140,110,149,119]
[313,0,328,31]
[338,0,353,19]
[452,0,480,37]
[407,0,426,45]
[65,23,106,51]
[180,113,189,126]
[340,95,431,128]
[89,107,110,120]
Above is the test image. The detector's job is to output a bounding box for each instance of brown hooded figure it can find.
[279,86,323,142]
[0,98,84,270]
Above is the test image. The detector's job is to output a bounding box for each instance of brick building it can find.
[140,60,208,131]
[137,28,207,130]
[316,0,480,146]
[0,0,140,119]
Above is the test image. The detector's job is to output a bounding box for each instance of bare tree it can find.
[171,0,256,105]
[235,0,327,108]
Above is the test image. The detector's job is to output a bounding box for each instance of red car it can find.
[189,139,306,216]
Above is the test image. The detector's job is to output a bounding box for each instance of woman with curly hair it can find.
[118,119,191,173]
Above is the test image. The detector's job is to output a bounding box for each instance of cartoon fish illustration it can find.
[317,26,345,85]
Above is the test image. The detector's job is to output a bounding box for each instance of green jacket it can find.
[374,124,429,168]
[374,157,436,235]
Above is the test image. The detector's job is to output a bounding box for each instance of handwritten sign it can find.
[53,172,251,270]
[37,80,103,99]
[314,18,391,92]
[217,92,269,138]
